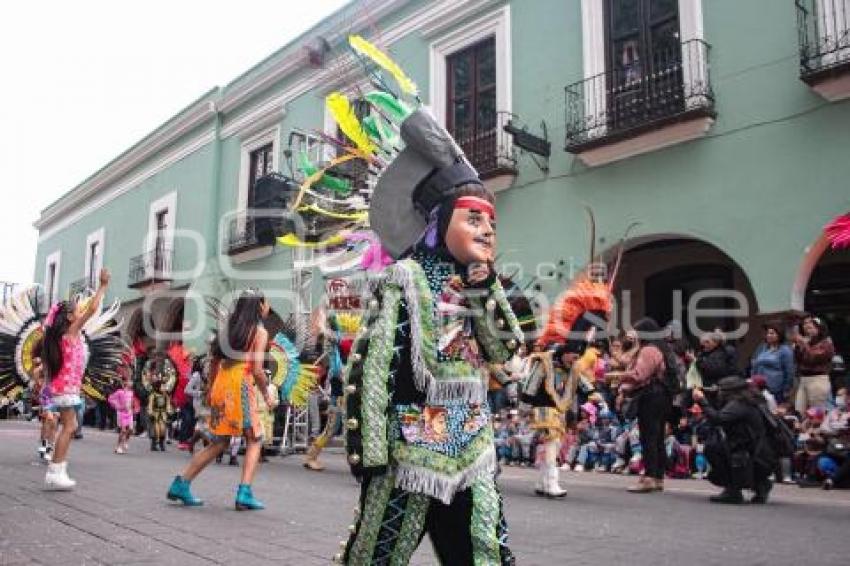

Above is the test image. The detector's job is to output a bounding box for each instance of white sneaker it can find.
[611,458,626,474]
[115,447,125,454]
[45,462,75,491]
[574,465,585,472]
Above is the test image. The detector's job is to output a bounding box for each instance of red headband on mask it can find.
[454,196,496,221]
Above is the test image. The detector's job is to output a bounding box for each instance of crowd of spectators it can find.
[489,315,850,489]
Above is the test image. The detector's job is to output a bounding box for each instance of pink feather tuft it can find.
[346,232,394,272]
[825,213,850,250]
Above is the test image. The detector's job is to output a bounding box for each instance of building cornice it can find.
[220,92,287,139]
[37,128,216,242]
[35,92,218,231]
[218,0,410,114]
[34,0,503,236]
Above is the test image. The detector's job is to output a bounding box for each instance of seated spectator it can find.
[494,418,511,464]
[665,423,691,479]
[612,420,643,475]
[795,407,828,486]
[587,410,621,472]
[505,411,536,466]
[688,404,711,479]
[816,390,850,489]
[570,411,598,472]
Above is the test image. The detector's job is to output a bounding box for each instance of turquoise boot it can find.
[235,483,265,510]
[166,476,203,506]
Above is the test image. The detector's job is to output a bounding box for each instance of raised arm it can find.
[68,269,110,336]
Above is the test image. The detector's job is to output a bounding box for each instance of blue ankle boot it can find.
[235,483,265,510]
[167,476,203,506]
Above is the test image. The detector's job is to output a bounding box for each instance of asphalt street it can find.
[1,420,848,565]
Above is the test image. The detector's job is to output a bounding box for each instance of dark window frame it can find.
[248,143,275,208]
[88,241,99,288]
[603,0,683,130]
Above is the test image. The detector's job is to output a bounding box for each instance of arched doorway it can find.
[606,235,759,357]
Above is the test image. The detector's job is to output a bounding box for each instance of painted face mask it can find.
[444,196,496,266]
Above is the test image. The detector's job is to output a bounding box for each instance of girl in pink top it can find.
[108,378,136,454]
[42,269,110,491]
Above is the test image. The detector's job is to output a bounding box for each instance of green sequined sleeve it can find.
[469,278,524,364]
[344,283,402,475]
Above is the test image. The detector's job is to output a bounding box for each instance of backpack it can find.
[757,404,795,458]
[660,351,683,396]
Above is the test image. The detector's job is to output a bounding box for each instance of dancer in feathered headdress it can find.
[1,278,130,467]
[303,308,360,471]
[0,286,44,402]
[40,269,119,490]
[308,35,523,566]
[167,291,281,511]
[521,212,636,499]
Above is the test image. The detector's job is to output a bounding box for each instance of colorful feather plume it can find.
[825,213,850,250]
[349,35,418,96]
[326,92,376,155]
[273,332,319,408]
[537,273,612,348]
[335,312,362,336]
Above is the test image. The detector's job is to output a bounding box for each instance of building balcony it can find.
[224,217,268,256]
[68,278,91,299]
[797,0,850,100]
[564,39,716,167]
[452,111,518,192]
[128,247,173,289]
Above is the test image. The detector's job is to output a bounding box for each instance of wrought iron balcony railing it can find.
[128,247,173,288]
[565,39,715,152]
[797,0,850,80]
[225,217,263,255]
[68,278,90,299]
[451,110,518,179]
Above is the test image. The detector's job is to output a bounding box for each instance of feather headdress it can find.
[326,92,377,156]
[349,34,418,96]
[825,212,850,250]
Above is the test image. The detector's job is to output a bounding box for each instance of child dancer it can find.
[108,378,136,454]
[33,356,58,463]
[42,269,110,490]
[148,379,171,451]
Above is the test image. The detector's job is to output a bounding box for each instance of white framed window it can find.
[84,228,105,290]
[429,6,512,130]
[580,0,706,133]
[147,192,176,277]
[289,129,326,178]
[44,250,61,304]
[236,126,281,216]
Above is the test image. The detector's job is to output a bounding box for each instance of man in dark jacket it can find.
[695,332,737,388]
[693,376,776,504]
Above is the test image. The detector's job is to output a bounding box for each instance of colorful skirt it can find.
[529,406,565,439]
[210,361,263,439]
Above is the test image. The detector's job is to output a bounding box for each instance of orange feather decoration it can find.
[536,273,612,348]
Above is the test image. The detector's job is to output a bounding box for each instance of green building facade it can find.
[34,0,850,359]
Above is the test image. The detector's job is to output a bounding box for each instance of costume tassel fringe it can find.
[395,446,496,505]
